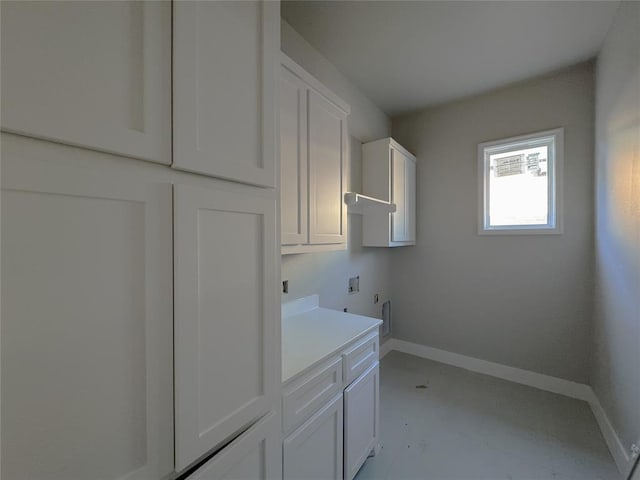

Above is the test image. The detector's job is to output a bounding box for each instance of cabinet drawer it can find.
[342,332,378,385]
[283,356,343,434]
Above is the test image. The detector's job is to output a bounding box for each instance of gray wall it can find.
[391,62,595,383]
[593,0,640,455]
[280,20,393,319]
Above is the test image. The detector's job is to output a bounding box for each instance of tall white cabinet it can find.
[1,1,282,479]
[362,138,417,247]
[172,1,281,473]
[280,55,349,254]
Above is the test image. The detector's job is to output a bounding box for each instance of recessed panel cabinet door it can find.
[308,91,348,245]
[174,185,279,472]
[173,0,279,187]
[1,153,173,480]
[344,362,379,480]
[0,1,171,164]
[405,157,417,243]
[283,394,344,480]
[188,413,282,480]
[280,66,308,245]
[391,149,407,242]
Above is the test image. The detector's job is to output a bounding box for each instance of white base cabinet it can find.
[344,362,380,480]
[362,138,416,247]
[282,331,380,480]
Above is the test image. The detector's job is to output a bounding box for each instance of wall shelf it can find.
[344,192,396,215]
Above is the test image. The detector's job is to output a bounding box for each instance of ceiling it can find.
[282,1,620,115]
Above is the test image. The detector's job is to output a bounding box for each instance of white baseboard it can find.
[383,338,631,475]
[388,339,592,400]
[587,392,632,476]
[379,338,393,360]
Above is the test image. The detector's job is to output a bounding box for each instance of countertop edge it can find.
[282,321,381,386]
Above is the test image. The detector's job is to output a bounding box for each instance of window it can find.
[478,128,563,234]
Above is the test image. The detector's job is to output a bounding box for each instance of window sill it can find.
[478,226,563,236]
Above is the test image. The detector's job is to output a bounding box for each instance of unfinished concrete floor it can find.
[356,351,619,480]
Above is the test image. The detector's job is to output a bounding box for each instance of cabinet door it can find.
[1,152,173,480]
[284,394,344,480]
[173,0,279,187]
[174,184,279,471]
[280,66,308,245]
[0,1,171,164]
[391,148,407,242]
[188,413,281,480]
[308,90,348,245]
[344,362,379,480]
[405,157,417,243]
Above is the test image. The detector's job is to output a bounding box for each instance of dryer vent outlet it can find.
[382,300,392,337]
[348,276,360,294]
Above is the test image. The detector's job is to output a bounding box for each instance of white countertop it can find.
[282,295,382,383]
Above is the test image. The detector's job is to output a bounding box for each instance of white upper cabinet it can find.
[362,138,417,247]
[1,141,174,480]
[173,184,280,472]
[280,55,350,254]
[0,1,171,164]
[173,1,279,187]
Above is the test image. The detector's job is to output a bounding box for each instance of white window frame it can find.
[478,128,564,235]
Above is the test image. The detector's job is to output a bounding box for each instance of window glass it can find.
[488,145,549,227]
[479,129,562,234]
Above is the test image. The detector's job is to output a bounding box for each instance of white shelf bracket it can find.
[344,193,396,215]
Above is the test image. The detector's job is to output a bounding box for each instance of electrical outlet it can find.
[282,280,288,294]
[348,276,360,295]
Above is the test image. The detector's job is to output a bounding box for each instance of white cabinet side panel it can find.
[362,141,391,202]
